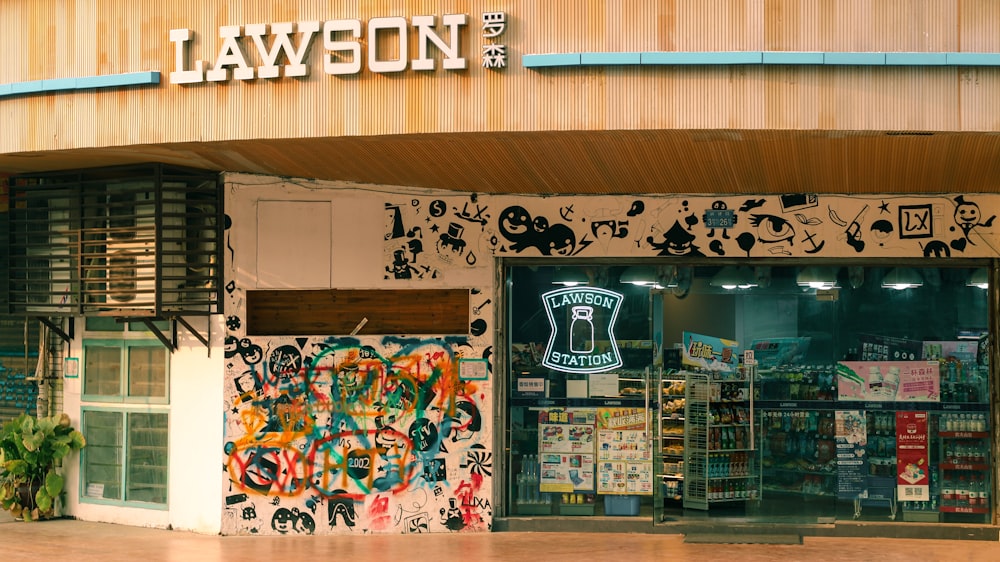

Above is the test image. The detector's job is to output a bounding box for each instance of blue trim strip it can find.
[525,51,1000,68]
[641,51,762,65]
[762,51,825,65]
[522,53,582,68]
[0,71,160,99]
[581,52,641,65]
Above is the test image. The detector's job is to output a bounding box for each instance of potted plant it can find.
[0,413,86,521]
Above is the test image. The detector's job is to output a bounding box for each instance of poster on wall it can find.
[749,337,811,368]
[595,408,653,495]
[896,411,930,502]
[836,361,940,402]
[681,331,740,376]
[922,340,978,363]
[835,410,868,500]
[538,408,597,493]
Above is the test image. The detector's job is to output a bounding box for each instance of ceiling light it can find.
[620,266,657,286]
[967,268,988,290]
[881,267,923,290]
[711,266,756,290]
[797,266,839,290]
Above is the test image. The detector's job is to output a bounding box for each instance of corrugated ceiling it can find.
[4,129,1000,195]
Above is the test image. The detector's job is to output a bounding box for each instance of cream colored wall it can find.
[2,0,1000,155]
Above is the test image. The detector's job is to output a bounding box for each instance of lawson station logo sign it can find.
[169,12,508,84]
[541,287,624,374]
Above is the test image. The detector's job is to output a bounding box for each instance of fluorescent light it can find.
[967,268,988,290]
[620,266,656,286]
[797,266,839,290]
[711,266,756,290]
[881,267,923,290]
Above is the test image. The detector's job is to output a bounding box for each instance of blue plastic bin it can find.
[603,494,640,516]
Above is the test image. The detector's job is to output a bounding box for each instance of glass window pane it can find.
[128,346,167,398]
[84,346,122,396]
[82,410,123,500]
[85,317,125,331]
[126,413,168,504]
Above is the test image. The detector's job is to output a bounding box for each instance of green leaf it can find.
[70,431,86,449]
[23,430,45,453]
[44,471,64,498]
[52,442,70,460]
[35,487,52,512]
[3,459,28,476]
[18,416,34,435]
[36,417,56,435]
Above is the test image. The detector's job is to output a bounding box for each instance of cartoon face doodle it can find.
[953,195,996,243]
[498,205,577,256]
[646,221,703,256]
[749,214,796,245]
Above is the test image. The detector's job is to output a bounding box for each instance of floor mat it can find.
[683,533,802,544]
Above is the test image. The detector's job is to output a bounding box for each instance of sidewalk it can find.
[1,514,999,562]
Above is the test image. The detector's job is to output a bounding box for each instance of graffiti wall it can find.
[383,193,999,271]
[225,174,1000,535]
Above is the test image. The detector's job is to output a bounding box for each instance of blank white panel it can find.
[256,200,332,288]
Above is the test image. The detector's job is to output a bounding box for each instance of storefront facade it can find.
[2,0,1000,539]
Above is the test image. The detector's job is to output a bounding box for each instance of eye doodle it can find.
[749,214,796,245]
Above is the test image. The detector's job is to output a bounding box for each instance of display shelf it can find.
[657,369,688,511]
[937,421,991,523]
[683,371,758,510]
[940,505,990,514]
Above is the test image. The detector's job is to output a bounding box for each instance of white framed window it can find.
[80,408,169,506]
[80,336,169,507]
[83,340,168,404]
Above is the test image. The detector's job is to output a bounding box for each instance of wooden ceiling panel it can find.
[4,130,1000,195]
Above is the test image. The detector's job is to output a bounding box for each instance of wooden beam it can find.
[246,289,471,336]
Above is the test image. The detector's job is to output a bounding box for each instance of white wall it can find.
[61,316,224,533]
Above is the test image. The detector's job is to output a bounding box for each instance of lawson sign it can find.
[170,14,469,84]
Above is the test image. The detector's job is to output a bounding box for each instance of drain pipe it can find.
[27,318,50,419]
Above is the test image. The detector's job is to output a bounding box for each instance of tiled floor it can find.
[1,514,999,562]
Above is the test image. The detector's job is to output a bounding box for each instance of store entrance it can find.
[503,263,992,530]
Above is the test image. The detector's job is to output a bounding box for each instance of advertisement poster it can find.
[538,409,596,493]
[857,334,922,361]
[835,410,868,499]
[896,411,930,502]
[836,361,940,402]
[682,331,740,375]
[749,337,811,368]
[596,408,653,495]
[922,340,978,363]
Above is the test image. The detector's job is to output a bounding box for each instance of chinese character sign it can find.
[481,11,507,69]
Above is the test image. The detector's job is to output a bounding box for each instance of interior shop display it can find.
[537,408,598,515]
[658,370,686,506]
[938,412,991,522]
[759,409,837,498]
[683,370,759,510]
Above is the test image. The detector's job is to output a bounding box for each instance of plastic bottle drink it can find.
[957,476,968,506]
[942,476,955,506]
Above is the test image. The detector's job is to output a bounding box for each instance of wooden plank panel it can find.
[246,289,470,336]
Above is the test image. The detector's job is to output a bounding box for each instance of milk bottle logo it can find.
[541,287,623,374]
[570,306,595,353]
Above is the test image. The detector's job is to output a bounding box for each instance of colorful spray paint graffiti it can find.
[222,336,491,535]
